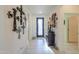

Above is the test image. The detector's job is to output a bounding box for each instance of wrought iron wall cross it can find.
[16,5,25,25]
[17,26,21,39]
[21,22,25,34]
[7,5,27,39]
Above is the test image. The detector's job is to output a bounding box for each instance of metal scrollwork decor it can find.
[7,5,27,39]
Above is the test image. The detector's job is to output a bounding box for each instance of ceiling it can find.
[25,5,57,16]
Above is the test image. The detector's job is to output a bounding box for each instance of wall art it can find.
[7,5,27,39]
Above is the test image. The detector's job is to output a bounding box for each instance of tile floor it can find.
[50,43,79,54]
[64,43,79,54]
[23,37,54,54]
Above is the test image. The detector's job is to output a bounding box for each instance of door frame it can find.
[36,17,44,37]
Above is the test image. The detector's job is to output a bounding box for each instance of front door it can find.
[36,17,44,37]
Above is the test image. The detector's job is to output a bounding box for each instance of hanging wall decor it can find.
[17,26,21,39]
[7,5,27,39]
[24,15,27,26]
[52,13,58,27]
[12,8,17,31]
[16,5,25,25]
[7,8,17,31]
[21,22,25,34]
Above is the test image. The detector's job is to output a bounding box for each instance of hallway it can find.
[23,38,54,54]
[0,5,79,54]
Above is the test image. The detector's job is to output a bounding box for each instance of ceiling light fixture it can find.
[39,11,42,14]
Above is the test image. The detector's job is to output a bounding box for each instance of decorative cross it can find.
[17,26,21,39]
[16,5,25,25]
[12,8,17,31]
[7,8,17,32]
[24,16,27,26]
[21,22,25,34]
[16,5,25,15]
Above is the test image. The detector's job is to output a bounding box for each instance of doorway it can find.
[64,14,79,53]
[68,16,78,43]
[36,17,44,37]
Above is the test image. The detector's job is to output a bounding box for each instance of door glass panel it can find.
[38,19,43,36]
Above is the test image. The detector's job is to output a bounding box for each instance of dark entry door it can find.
[36,17,44,37]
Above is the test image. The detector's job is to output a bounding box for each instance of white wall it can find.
[0,5,31,53]
[49,6,65,52]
